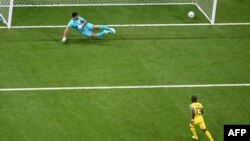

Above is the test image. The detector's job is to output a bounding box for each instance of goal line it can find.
[1,23,250,29]
[0,83,249,92]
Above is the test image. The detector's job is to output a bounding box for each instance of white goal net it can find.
[1,0,217,28]
[0,0,14,28]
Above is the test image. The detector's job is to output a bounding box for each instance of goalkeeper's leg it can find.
[82,23,115,38]
[92,30,110,38]
[83,28,110,38]
[94,25,116,33]
[90,25,116,38]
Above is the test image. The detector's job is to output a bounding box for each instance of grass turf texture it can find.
[0,26,250,87]
[1,1,250,141]
[1,25,250,141]
[0,88,250,141]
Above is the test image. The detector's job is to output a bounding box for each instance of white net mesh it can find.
[1,0,216,28]
[0,0,10,24]
[13,0,216,23]
[195,0,214,22]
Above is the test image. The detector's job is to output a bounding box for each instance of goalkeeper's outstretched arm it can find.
[62,28,69,42]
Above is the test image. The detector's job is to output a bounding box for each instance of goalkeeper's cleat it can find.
[103,30,112,34]
[192,136,199,140]
[110,28,116,33]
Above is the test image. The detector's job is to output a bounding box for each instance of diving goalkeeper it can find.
[62,12,115,42]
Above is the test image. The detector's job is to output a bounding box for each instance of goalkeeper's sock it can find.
[100,25,111,31]
[96,31,108,38]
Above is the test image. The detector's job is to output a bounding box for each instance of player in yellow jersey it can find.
[189,95,214,141]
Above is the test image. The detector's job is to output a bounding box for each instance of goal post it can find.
[194,0,217,24]
[1,0,217,28]
[0,0,14,28]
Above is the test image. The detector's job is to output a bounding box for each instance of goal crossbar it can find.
[13,3,194,7]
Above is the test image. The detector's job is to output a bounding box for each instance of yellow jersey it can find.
[190,102,203,118]
[190,102,206,129]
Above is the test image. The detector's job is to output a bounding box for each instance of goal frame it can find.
[1,0,217,28]
[0,0,14,28]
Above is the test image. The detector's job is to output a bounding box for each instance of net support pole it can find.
[211,0,217,25]
[7,0,14,29]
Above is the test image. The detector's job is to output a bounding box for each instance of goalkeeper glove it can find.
[62,36,67,42]
[78,24,83,30]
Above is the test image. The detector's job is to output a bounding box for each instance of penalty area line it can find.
[0,84,250,92]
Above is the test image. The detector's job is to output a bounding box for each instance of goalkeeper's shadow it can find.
[66,38,111,45]
[62,35,250,45]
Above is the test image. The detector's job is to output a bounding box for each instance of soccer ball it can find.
[188,11,195,18]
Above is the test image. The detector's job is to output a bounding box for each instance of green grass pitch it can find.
[0,0,250,141]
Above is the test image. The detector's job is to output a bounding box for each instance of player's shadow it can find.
[66,35,250,44]
[65,38,111,45]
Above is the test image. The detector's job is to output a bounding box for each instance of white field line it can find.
[0,84,249,92]
[1,23,250,29]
